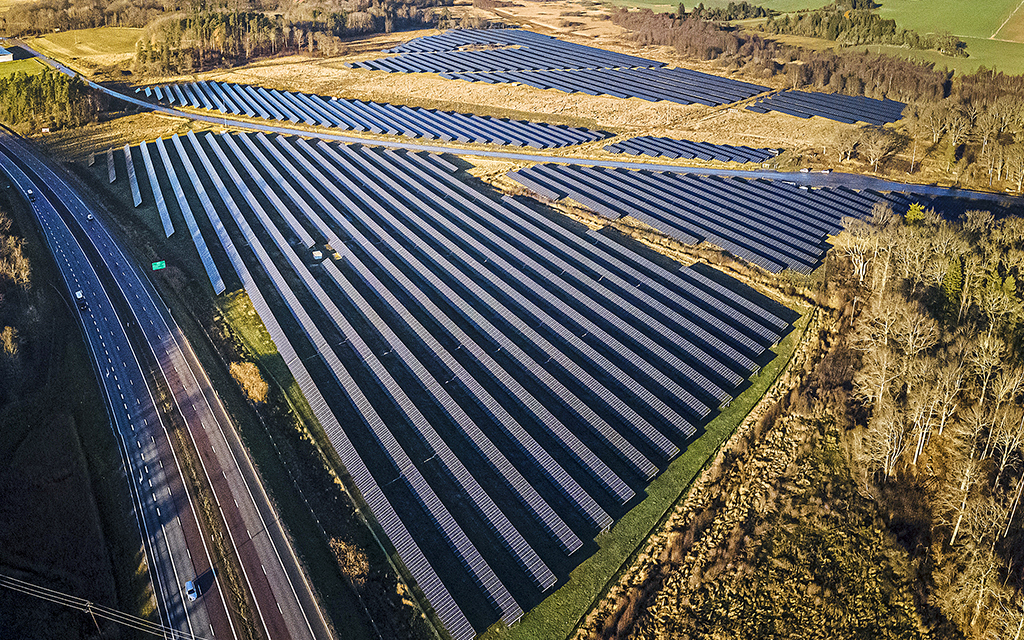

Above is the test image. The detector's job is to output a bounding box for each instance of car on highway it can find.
[26,189,35,202]
[185,580,199,602]
[87,213,94,221]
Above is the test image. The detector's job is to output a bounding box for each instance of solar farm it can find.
[747,90,907,125]
[604,136,780,163]
[140,80,609,148]
[508,164,916,274]
[349,29,769,106]
[108,131,796,639]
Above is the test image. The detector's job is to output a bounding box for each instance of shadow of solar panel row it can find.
[364,28,662,71]
[605,136,779,163]
[443,66,767,106]
[145,80,607,148]
[747,90,906,125]
[510,164,916,274]
[143,130,790,640]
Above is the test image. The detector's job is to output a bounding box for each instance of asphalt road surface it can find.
[0,136,235,640]
[0,133,333,640]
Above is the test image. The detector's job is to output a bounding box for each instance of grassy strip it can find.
[482,304,813,640]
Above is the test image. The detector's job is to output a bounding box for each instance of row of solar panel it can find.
[605,136,779,163]
[747,90,906,125]
[443,66,768,107]
[379,28,663,69]
[142,131,791,639]
[352,28,768,107]
[352,43,660,74]
[435,65,762,107]
[106,139,224,293]
[388,27,611,54]
[142,80,607,149]
[509,164,915,274]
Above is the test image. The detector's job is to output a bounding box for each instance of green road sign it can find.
[152,261,166,270]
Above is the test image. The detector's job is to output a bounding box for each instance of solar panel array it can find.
[366,28,660,72]
[143,80,607,149]
[747,90,906,125]
[510,164,915,274]
[604,136,779,163]
[350,29,769,106]
[140,131,791,639]
[123,143,142,207]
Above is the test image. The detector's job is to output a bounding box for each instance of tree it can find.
[832,127,860,162]
[863,399,910,479]
[922,101,948,143]
[976,110,1000,156]
[905,201,925,224]
[942,255,963,317]
[859,125,899,172]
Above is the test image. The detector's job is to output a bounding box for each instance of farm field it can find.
[0,58,45,77]
[26,27,142,76]
[95,128,799,640]
[606,0,827,11]
[876,0,1023,40]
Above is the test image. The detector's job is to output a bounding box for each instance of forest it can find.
[1,0,167,36]
[0,69,100,132]
[609,7,952,103]
[134,0,446,73]
[575,202,1024,640]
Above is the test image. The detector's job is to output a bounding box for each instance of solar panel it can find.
[158,135,226,294]
[179,131,477,640]
[218,133,559,589]
[137,141,174,237]
[152,81,607,148]
[124,144,142,207]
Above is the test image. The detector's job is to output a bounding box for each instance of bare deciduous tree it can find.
[859,125,900,172]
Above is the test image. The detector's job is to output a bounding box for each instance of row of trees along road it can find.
[832,204,1024,638]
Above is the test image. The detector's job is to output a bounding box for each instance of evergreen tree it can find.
[942,255,963,319]
[905,202,926,224]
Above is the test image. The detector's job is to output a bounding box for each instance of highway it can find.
[0,132,333,640]
[0,137,234,640]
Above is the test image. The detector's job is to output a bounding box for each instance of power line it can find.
[0,572,208,640]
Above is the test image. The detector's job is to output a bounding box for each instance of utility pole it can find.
[85,602,101,635]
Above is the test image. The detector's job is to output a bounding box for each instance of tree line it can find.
[135,0,445,74]
[831,204,1024,639]
[764,8,967,57]
[608,7,950,103]
[2,0,167,36]
[0,69,99,131]
[816,92,1024,189]
[674,2,771,22]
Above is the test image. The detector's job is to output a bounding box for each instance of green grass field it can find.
[876,0,1022,39]
[610,0,1024,74]
[481,304,813,640]
[606,0,827,11]
[26,27,142,76]
[28,27,142,58]
[0,58,46,78]
[866,37,1024,74]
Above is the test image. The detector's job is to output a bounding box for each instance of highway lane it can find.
[0,139,233,640]
[0,134,331,640]
[15,40,1018,207]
